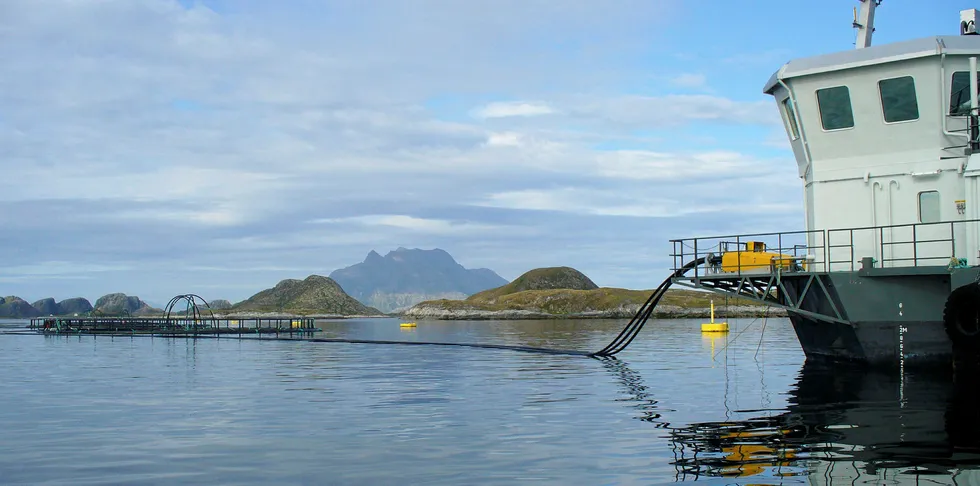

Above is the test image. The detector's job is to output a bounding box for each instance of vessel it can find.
[670,2,980,368]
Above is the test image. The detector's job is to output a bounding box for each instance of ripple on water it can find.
[2,317,980,484]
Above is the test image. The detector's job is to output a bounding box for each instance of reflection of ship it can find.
[666,362,980,484]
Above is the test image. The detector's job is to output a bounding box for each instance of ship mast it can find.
[853,0,880,49]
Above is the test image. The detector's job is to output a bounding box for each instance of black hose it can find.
[592,277,671,356]
[591,257,705,357]
[592,284,661,355]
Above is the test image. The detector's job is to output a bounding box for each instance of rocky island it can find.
[0,294,159,318]
[225,275,383,317]
[403,267,782,320]
[0,275,383,319]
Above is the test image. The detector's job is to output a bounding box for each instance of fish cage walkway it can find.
[28,316,320,336]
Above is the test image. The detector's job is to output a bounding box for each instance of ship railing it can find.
[829,219,980,270]
[671,218,980,276]
[670,229,826,278]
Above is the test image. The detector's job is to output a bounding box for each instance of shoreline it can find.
[399,304,787,321]
[7,307,785,321]
[14,313,390,320]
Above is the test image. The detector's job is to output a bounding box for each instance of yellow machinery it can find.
[720,241,802,273]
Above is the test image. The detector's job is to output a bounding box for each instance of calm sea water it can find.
[1,317,978,485]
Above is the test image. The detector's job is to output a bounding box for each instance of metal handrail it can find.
[670,218,980,273]
[670,229,824,276]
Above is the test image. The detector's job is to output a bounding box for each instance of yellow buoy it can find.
[701,301,729,333]
[399,322,417,328]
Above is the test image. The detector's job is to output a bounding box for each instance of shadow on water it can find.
[602,357,980,484]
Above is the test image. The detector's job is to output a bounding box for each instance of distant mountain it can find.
[329,248,508,312]
[0,296,41,318]
[231,275,382,316]
[31,297,94,316]
[208,299,232,310]
[94,293,161,316]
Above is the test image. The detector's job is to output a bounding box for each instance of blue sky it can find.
[0,0,975,305]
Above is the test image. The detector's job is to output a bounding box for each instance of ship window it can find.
[950,71,979,115]
[781,98,800,140]
[919,191,941,224]
[816,86,854,130]
[878,76,919,123]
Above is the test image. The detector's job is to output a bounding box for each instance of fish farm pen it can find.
[28,316,320,336]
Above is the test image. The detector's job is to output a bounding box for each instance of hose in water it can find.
[591,257,705,357]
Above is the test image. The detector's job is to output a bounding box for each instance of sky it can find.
[0,0,975,305]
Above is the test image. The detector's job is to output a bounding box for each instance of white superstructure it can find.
[764,5,980,270]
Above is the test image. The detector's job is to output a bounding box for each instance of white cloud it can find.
[476,187,798,218]
[0,261,132,276]
[475,188,680,218]
[472,101,555,119]
[0,0,807,302]
[208,231,391,252]
[484,132,525,147]
[0,261,132,285]
[0,167,284,203]
[0,166,291,227]
[111,206,247,227]
[570,94,778,127]
[669,73,707,89]
[312,215,508,235]
[595,150,774,181]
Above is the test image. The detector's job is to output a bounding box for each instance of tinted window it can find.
[919,191,941,223]
[816,86,854,130]
[878,76,918,123]
[950,71,976,115]
[782,98,799,139]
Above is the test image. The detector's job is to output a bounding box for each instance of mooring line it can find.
[6,330,593,356]
[306,337,593,356]
[0,330,38,336]
[711,309,771,361]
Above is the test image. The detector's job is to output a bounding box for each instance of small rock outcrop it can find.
[0,296,41,318]
[57,298,94,315]
[30,297,94,316]
[32,298,60,316]
[231,275,383,316]
[207,299,232,310]
[467,267,597,302]
[94,293,161,316]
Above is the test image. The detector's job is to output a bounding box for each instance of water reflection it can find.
[656,362,980,484]
[598,357,673,428]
